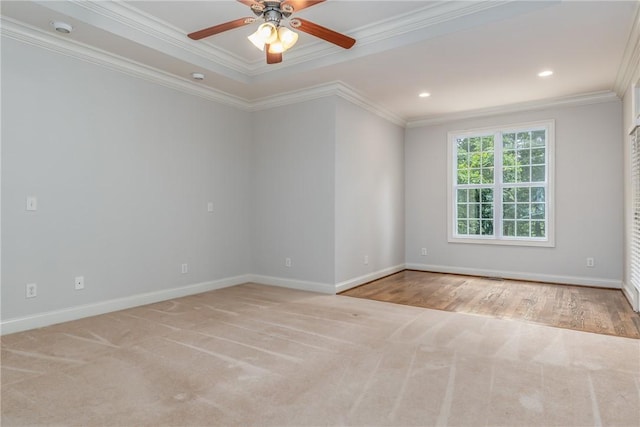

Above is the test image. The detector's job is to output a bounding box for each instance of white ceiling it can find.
[1,1,637,122]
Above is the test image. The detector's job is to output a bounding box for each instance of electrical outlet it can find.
[207,202,214,213]
[364,255,369,265]
[74,276,84,290]
[26,196,38,211]
[285,257,292,268]
[26,283,37,298]
[181,263,188,274]
[586,257,595,268]
[421,248,428,256]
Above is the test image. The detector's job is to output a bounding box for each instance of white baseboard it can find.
[0,275,252,335]
[4,266,628,336]
[405,263,623,289]
[335,264,406,293]
[247,274,336,294]
[622,281,640,312]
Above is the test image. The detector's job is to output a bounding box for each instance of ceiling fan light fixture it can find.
[248,31,266,51]
[268,41,285,54]
[248,22,278,50]
[278,27,298,50]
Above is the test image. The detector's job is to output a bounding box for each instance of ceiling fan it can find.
[187,0,356,64]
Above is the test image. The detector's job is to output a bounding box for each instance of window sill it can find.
[448,236,555,248]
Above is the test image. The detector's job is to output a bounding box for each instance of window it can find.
[448,120,554,246]
[630,124,640,296]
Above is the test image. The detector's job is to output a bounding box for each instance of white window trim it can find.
[447,119,555,247]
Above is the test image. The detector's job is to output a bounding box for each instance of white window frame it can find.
[447,119,555,247]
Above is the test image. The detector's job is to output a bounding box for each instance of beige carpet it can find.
[1,283,639,426]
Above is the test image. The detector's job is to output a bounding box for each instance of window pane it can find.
[531,148,545,164]
[532,187,545,202]
[470,152,482,167]
[481,203,493,219]
[457,138,469,152]
[469,220,480,235]
[481,167,494,184]
[481,188,493,203]
[468,203,480,219]
[531,203,545,219]
[531,166,545,182]
[469,189,480,202]
[457,204,467,219]
[458,220,468,234]
[516,203,530,219]
[482,220,494,236]
[503,167,516,183]
[469,137,481,153]
[457,152,468,167]
[503,150,516,166]
[517,166,531,183]
[517,132,531,149]
[503,203,515,219]
[503,188,515,203]
[503,133,515,149]
[457,189,468,203]
[516,187,530,202]
[517,149,531,165]
[481,152,494,168]
[503,220,515,237]
[457,169,469,184]
[531,130,546,147]
[531,221,546,238]
[469,169,481,184]
[482,136,494,152]
[516,221,530,237]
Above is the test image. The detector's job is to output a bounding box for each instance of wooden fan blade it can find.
[266,45,283,64]
[291,18,355,49]
[188,17,254,40]
[282,0,325,12]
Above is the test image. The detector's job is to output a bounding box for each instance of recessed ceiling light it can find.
[50,21,73,34]
[538,70,553,77]
[419,92,431,98]
[191,72,205,81]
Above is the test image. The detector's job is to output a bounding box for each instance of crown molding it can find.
[614,1,640,96]
[248,1,506,73]
[67,0,503,77]
[249,0,557,82]
[34,0,551,83]
[1,17,250,110]
[4,13,620,131]
[406,91,620,128]
[1,17,404,126]
[33,0,253,83]
[249,81,406,127]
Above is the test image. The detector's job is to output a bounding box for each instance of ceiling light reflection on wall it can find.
[248,23,298,53]
[419,92,431,98]
[538,70,553,77]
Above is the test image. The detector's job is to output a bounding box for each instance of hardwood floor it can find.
[340,270,640,339]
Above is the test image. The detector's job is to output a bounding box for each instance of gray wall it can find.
[251,98,336,286]
[335,98,405,284]
[2,29,629,328]
[2,38,252,320]
[405,101,624,285]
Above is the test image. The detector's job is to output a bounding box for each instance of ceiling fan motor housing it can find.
[252,1,293,23]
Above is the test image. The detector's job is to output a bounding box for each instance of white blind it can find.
[630,126,640,293]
